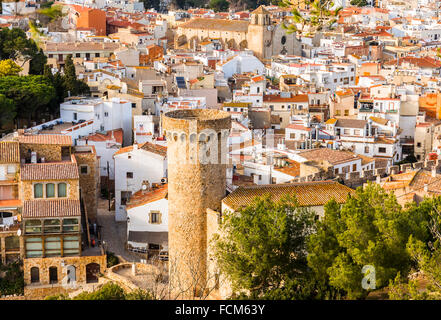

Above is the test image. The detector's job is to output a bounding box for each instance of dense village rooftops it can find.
[17,134,72,146]
[384,56,441,69]
[298,148,361,166]
[43,42,120,52]
[23,199,81,218]
[0,141,19,164]
[263,94,309,103]
[21,162,79,181]
[126,184,168,209]
[222,181,354,210]
[178,18,249,32]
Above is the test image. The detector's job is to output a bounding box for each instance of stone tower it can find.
[162,109,231,297]
[247,5,273,60]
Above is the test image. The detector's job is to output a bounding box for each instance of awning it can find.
[128,231,168,246]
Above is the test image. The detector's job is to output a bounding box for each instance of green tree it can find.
[279,0,342,36]
[0,28,44,71]
[350,0,368,6]
[0,59,22,76]
[213,194,317,298]
[307,183,430,299]
[37,4,65,22]
[0,93,16,128]
[209,0,229,12]
[141,0,161,10]
[63,55,90,97]
[387,197,441,300]
[45,283,154,300]
[0,75,56,126]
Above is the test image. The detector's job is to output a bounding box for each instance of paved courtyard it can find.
[96,198,141,263]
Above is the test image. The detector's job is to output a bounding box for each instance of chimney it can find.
[133,144,138,150]
[424,183,428,192]
[432,166,437,177]
[376,175,381,184]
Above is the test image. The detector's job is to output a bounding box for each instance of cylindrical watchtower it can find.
[162,109,231,297]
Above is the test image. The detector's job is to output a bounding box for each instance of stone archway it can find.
[226,39,237,50]
[31,267,39,283]
[189,36,199,50]
[86,263,100,283]
[239,40,248,50]
[176,34,187,47]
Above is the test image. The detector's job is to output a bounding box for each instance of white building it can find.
[60,97,133,146]
[126,183,168,253]
[113,142,167,221]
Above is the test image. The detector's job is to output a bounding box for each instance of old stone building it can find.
[162,109,231,297]
[175,6,301,60]
[74,145,100,222]
[0,132,106,297]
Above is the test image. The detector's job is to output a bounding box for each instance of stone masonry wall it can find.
[19,144,62,162]
[162,109,231,297]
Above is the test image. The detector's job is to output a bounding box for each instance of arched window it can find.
[46,183,55,198]
[30,267,40,283]
[34,183,43,198]
[58,183,67,198]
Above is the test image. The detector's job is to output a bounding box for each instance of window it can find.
[80,165,88,175]
[104,112,109,117]
[34,183,43,198]
[95,53,100,58]
[73,113,77,121]
[352,164,357,171]
[44,219,61,233]
[25,219,42,234]
[344,110,349,116]
[45,237,61,257]
[46,183,55,198]
[290,133,296,139]
[58,183,67,198]
[343,129,350,135]
[364,146,369,153]
[335,168,339,175]
[63,218,79,233]
[132,103,136,108]
[281,35,286,45]
[150,211,161,224]
[379,147,386,153]
[75,53,80,58]
[30,267,40,283]
[5,236,19,251]
[26,237,43,258]
[126,172,133,179]
[63,235,80,256]
[49,266,58,283]
[417,142,421,147]
[354,129,360,135]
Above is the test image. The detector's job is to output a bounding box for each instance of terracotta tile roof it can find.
[273,159,300,177]
[335,118,367,129]
[286,124,311,131]
[126,184,168,209]
[140,142,167,157]
[369,116,388,126]
[113,142,167,157]
[263,94,309,103]
[18,134,72,145]
[0,141,19,164]
[179,18,249,32]
[80,128,123,144]
[298,148,361,165]
[223,181,354,210]
[23,199,81,218]
[21,162,79,181]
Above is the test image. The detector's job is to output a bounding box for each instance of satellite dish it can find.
[17,229,21,236]
[142,184,147,190]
